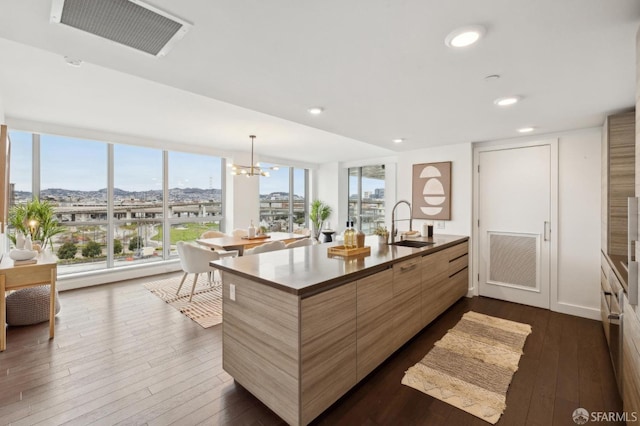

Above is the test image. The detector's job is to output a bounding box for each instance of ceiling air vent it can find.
[50,0,192,57]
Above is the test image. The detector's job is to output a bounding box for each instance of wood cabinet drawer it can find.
[444,241,468,261]
[448,253,468,276]
[393,258,421,295]
[449,267,469,299]
[422,249,448,281]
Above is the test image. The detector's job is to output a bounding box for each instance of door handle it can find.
[544,222,551,241]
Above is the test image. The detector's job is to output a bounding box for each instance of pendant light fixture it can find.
[229,135,279,177]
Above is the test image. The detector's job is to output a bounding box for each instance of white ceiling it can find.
[0,0,638,165]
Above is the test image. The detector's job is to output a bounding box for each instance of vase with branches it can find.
[309,200,332,241]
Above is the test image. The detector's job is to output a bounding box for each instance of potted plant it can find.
[8,198,65,251]
[374,225,389,244]
[309,200,332,241]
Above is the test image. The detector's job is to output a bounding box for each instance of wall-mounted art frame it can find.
[412,161,451,220]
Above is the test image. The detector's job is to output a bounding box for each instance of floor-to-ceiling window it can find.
[7,130,225,275]
[259,164,308,232]
[8,131,32,207]
[41,134,108,272]
[167,151,224,257]
[113,144,163,266]
[348,165,385,234]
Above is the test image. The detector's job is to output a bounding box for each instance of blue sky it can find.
[10,131,383,195]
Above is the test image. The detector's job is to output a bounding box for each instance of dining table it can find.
[196,232,307,256]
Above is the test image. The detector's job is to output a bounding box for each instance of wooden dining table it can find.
[196,232,307,256]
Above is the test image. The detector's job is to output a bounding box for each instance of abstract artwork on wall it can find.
[412,161,451,220]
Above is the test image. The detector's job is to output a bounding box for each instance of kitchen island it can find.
[211,234,469,425]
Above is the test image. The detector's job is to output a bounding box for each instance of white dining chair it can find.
[176,241,221,302]
[244,240,286,255]
[285,238,314,248]
[293,228,311,237]
[232,228,249,238]
[200,230,226,239]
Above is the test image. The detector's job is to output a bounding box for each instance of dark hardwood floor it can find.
[0,275,623,425]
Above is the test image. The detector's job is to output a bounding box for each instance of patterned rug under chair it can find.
[143,273,223,328]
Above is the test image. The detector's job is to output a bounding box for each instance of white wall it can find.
[0,95,5,122]
[317,144,472,245]
[314,162,344,232]
[474,128,602,320]
[226,151,260,232]
[396,142,473,236]
[390,129,601,320]
[556,128,602,318]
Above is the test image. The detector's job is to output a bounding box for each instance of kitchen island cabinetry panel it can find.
[356,268,394,381]
[421,248,449,326]
[422,240,469,326]
[222,273,300,425]
[301,283,357,425]
[217,234,468,425]
[393,257,423,350]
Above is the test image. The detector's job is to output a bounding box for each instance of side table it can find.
[0,255,57,351]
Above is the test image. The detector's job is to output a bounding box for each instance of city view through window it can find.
[348,165,386,235]
[8,131,308,275]
[259,165,307,233]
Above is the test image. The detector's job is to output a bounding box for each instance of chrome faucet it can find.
[391,200,412,245]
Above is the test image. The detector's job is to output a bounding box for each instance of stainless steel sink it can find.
[391,240,435,248]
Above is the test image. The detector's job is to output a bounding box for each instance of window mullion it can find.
[107,144,114,267]
[163,150,169,259]
[304,169,309,228]
[357,167,362,229]
[32,133,40,199]
[289,167,294,232]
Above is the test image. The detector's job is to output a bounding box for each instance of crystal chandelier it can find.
[229,135,279,177]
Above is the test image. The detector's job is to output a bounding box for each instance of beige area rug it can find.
[143,274,222,328]
[401,311,532,424]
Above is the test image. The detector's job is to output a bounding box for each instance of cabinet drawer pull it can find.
[400,264,417,272]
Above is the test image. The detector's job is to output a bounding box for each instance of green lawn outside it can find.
[151,223,220,245]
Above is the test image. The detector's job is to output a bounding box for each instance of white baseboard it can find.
[58,260,181,291]
[552,301,600,321]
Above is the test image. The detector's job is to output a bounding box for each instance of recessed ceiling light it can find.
[484,74,500,82]
[494,96,521,107]
[445,25,486,48]
[518,127,535,133]
[393,138,404,144]
[307,107,324,115]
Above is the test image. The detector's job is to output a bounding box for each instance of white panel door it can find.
[478,145,551,309]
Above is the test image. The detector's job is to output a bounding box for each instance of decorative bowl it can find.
[9,249,38,261]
